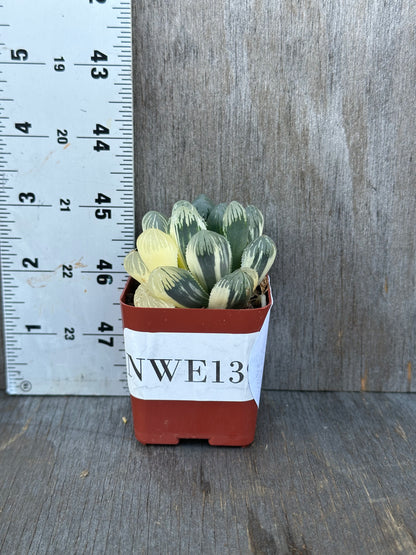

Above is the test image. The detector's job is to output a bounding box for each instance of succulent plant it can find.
[192,194,215,220]
[169,200,206,268]
[186,230,232,292]
[123,195,276,309]
[206,202,227,234]
[123,249,150,284]
[147,266,209,308]
[241,234,276,284]
[142,210,168,233]
[135,228,178,272]
[222,201,249,270]
[245,204,264,242]
[208,268,258,309]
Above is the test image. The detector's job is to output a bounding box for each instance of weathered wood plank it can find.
[132,0,416,391]
[1,392,416,553]
[1,1,415,391]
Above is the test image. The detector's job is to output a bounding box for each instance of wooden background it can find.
[1,1,415,391]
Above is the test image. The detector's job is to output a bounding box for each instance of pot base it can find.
[130,397,258,446]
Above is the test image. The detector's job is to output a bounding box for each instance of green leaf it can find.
[142,210,168,233]
[222,201,250,270]
[206,202,227,234]
[246,205,264,242]
[208,268,258,309]
[123,250,150,283]
[169,201,207,268]
[147,266,209,308]
[241,235,276,284]
[134,283,176,308]
[136,228,178,272]
[186,230,232,291]
[192,194,215,220]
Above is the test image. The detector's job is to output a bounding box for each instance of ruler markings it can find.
[0,0,133,395]
[13,333,58,336]
[73,63,125,67]
[83,333,123,337]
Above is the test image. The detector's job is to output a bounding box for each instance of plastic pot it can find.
[120,277,272,446]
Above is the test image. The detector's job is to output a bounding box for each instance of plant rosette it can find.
[120,197,276,446]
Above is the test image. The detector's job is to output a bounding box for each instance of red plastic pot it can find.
[120,277,272,446]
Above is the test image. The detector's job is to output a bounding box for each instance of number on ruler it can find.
[91,50,108,80]
[93,123,109,135]
[92,124,110,151]
[15,122,31,134]
[97,274,113,285]
[64,327,75,340]
[94,140,110,152]
[62,264,73,278]
[95,193,111,204]
[95,193,111,219]
[54,57,65,72]
[91,50,107,63]
[11,49,28,61]
[57,129,68,144]
[19,192,36,203]
[26,325,41,332]
[97,259,112,270]
[22,257,39,268]
[97,259,113,285]
[98,322,114,347]
[60,199,71,212]
[95,208,111,219]
[91,67,108,79]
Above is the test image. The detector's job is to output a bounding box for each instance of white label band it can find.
[124,311,271,406]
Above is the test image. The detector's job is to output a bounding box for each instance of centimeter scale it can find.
[0,0,134,394]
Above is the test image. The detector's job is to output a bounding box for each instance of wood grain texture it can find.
[1,391,416,553]
[132,0,416,391]
[1,1,415,391]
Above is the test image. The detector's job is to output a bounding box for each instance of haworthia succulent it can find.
[241,234,277,284]
[186,230,232,292]
[136,228,178,272]
[192,194,215,220]
[133,283,176,308]
[246,205,264,242]
[222,201,250,270]
[208,268,258,309]
[124,198,276,310]
[206,202,227,234]
[123,250,150,284]
[142,210,169,233]
[147,266,209,308]
[169,200,207,268]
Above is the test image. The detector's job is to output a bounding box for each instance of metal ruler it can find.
[0,0,134,394]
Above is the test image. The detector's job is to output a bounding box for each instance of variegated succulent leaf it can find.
[169,200,207,268]
[186,230,232,292]
[147,266,209,308]
[206,202,227,234]
[222,201,250,270]
[192,194,215,220]
[136,228,178,272]
[208,267,258,309]
[241,234,276,284]
[123,249,150,284]
[246,205,264,242]
[142,210,169,233]
[134,283,176,308]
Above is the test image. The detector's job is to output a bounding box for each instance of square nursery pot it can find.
[120,277,273,446]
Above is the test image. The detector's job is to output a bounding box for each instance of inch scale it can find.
[0,0,134,394]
